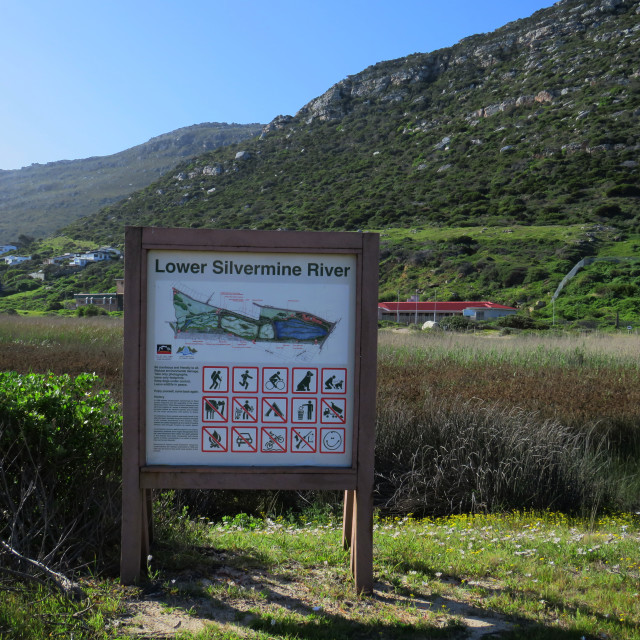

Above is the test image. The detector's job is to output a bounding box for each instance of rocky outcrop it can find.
[265,0,640,131]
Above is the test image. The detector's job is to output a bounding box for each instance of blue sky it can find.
[0,0,556,170]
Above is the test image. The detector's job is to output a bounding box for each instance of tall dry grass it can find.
[376,329,640,515]
[379,329,640,368]
[0,317,637,515]
[0,315,123,400]
[379,329,640,452]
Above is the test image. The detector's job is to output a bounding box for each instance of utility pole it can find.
[433,287,438,323]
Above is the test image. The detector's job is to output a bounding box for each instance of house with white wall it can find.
[3,255,31,265]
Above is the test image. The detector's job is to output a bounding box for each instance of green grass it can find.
[0,579,127,639]
[4,510,638,637]
[103,509,640,639]
[1,221,638,329]
[377,224,587,245]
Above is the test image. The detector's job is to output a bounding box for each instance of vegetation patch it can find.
[0,320,639,638]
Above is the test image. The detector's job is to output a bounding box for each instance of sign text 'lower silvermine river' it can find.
[154,257,353,278]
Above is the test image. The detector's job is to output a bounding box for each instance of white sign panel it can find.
[146,250,357,467]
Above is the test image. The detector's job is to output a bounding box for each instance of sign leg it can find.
[141,489,152,561]
[120,486,144,584]
[145,489,154,546]
[352,489,374,594]
[342,489,354,550]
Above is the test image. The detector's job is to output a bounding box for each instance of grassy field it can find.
[1,318,639,638]
[0,314,123,399]
[378,329,640,433]
[4,510,639,639]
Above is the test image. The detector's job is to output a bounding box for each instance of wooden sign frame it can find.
[121,227,378,592]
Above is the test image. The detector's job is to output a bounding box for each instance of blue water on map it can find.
[273,318,328,341]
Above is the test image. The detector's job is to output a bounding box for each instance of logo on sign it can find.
[203,366,229,392]
[292,398,317,423]
[203,397,227,422]
[292,368,318,394]
[320,428,345,453]
[233,367,259,393]
[322,368,347,393]
[262,397,287,423]
[292,427,316,452]
[232,397,258,422]
[321,398,346,424]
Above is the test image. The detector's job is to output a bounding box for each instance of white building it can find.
[3,255,31,265]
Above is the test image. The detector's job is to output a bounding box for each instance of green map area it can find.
[170,289,335,345]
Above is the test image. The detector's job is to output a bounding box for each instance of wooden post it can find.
[121,227,145,584]
[350,231,378,594]
[342,490,354,550]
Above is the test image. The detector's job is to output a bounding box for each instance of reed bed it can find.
[0,317,637,515]
[379,328,640,370]
[0,314,123,400]
[379,329,640,449]
[377,328,640,515]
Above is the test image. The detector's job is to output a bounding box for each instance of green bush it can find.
[440,315,473,331]
[606,183,640,198]
[497,314,539,329]
[0,372,122,568]
[77,304,106,317]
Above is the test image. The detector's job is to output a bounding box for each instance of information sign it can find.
[146,250,356,466]
[121,227,378,593]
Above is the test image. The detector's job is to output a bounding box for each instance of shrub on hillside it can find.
[440,315,473,331]
[606,183,640,198]
[77,304,106,317]
[0,372,122,569]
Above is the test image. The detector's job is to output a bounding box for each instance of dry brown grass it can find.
[0,317,637,443]
[0,315,123,399]
[378,329,640,450]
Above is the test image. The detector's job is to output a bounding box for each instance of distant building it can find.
[99,246,122,258]
[71,250,112,266]
[3,255,31,265]
[0,244,17,255]
[74,293,123,312]
[378,301,517,324]
[45,253,76,265]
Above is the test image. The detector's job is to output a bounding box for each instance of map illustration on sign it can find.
[170,288,336,346]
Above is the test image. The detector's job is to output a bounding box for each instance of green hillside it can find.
[63,0,640,242]
[0,122,262,244]
[3,0,640,328]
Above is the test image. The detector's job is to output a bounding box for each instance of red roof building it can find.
[378,301,517,324]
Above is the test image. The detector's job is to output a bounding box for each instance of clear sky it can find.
[0,0,557,170]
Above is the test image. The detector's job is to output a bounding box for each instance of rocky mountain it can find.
[0,122,262,244]
[63,0,640,245]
